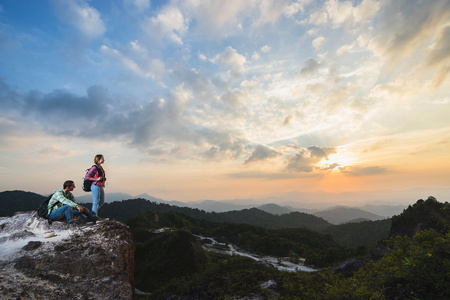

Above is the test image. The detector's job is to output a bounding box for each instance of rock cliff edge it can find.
[0,211,135,299]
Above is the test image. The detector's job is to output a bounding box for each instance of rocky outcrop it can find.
[0,211,135,299]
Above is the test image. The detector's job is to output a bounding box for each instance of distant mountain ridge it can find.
[360,204,406,218]
[257,203,294,215]
[73,191,410,217]
[1,190,403,225]
[313,206,386,225]
[97,200,332,231]
[3,190,430,248]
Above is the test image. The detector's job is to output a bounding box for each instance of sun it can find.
[317,152,354,172]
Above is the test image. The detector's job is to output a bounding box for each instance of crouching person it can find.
[48,180,96,229]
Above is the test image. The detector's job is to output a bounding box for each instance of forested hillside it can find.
[1,191,390,247]
[320,219,391,247]
[128,210,354,267]
[390,196,450,237]
[129,196,450,299]
[0,191,45,217]
[1,190,449,298]
[99,198,390,247]
[94,198,332,231]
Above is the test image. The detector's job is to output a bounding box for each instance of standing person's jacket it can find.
[85,165,105,187]
[47,188,78,215]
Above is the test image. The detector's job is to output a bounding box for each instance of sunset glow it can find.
[0,0,449,206]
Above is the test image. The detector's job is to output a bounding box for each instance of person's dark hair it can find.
[94,154,104,164]
[63,180,74,189]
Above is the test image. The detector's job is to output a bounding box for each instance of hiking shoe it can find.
[84,212,98,224]
[68,223,79,231]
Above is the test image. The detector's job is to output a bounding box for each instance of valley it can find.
[195,234,316,272]
[1,191,449,299]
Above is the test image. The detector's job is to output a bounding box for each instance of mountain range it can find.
[2,193,447,299]
[1,190,404,225]
[74,192,405,223]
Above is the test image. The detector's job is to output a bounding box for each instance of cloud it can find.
[50,0,106,40]
[0,79,248,162]
[336,43,354,56]
[23,85,109,122]
[422,25,450,86]
[199,128,248,160]
[38,145,79,159]
[309,10,327,26]
[211,46,248,80]
[254,0,292,26]
[252,52,261,61]
[124,0,150,12]
[2,81,107,123]
[226,171,318,180]
[324,0,354,28]
[100,44,166,79]
[142,5,188,45]
[245,144,280,164]
[100,97,167,148]
[352,0,380,23]
[181,0,250,38]
[283,0,309,17]
[424,25,450,67]
[307,0,380,30]
[430,64,450,88]
[339,165,386,176]
[300,58,320,76]
[0,78,21,110]
[369,0,450,65]
[321,163,340,171]
[312,36,326,50]
[217,90,251,118]
[281,114,294,126]
[285,146,336,172]
[0,81,117,138]
[261,45,271,53]
[179,0,291,39]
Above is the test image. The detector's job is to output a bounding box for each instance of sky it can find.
[0,0,449,206]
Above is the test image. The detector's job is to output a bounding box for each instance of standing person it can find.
[85,154,108,220]
[48,180,95,229]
